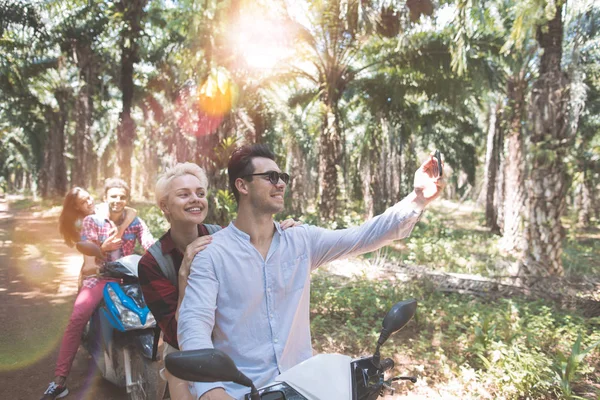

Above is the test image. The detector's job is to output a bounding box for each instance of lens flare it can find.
[232,11,293,70]
[175,68,238,137]
[195,112,225,137]
[0,243,81,372]
[198,68,238,117]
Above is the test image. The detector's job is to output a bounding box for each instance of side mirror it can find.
[165,349,254,389]
[75,241,105,260]
[380,299,417,344]
[372,299,417,368]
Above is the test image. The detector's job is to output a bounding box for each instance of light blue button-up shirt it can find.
[178,197,422,399]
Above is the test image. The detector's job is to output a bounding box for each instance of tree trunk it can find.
[389,124,402,203]
[288,138,308,216]
[141,125,159,200]
[495,124,506,232]
[374,116,389,215]
[318,101,342,222]
[483,102,501,234]
[577,163,593,227]
[40,89,69,198]
[175,127,191,162]
[72,43,95,188]
[401,135,416,198]
[72,87,91,187]
[500,75,527,253]
[360,134,374,220]
[116,0,147,187]
[522,5,569,277]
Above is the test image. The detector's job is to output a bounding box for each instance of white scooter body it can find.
[164,299,419,400]
[273,354,352,400]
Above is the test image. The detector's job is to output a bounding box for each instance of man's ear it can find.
[235,178,249,197]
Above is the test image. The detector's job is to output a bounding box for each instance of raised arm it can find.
[308,153,444,269]
[307,197,422,269]
[117,206,137,238]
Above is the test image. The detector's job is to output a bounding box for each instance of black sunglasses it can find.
[241,171,290,185]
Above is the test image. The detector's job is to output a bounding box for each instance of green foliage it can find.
[212,189,237,225]
[562,235,600,276]
[310,271,418,354]
[311,272,600,398]
[387,207,514,276]
[553,334,600,399]
[466,303,555,397]
[133,201,168,239]
[297,207,365,230]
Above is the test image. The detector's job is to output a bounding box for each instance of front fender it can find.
[131,330,156,360]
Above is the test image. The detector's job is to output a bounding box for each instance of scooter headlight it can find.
[121,309,142,327]
[106,285,156,330]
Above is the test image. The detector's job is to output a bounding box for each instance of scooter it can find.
[76,242,164,400]
[165,299,418,400]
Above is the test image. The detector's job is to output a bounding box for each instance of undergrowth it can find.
[357,203,600,278]
[310,272,600,399]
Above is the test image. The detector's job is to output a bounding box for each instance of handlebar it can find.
[391,376,418,384]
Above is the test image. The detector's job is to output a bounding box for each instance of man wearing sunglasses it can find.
[178,144,445,400]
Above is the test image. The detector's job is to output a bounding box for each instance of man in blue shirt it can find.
[178,144,444,400]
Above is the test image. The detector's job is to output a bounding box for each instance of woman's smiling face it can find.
[76,190,95,216]
[162,174,209,225]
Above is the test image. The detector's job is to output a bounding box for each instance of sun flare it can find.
[233,13,293,71]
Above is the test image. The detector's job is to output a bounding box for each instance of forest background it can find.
[1,0,599,398]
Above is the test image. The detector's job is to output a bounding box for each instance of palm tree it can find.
[0,0,76,197]
[519,3,569,276]
[566,2,600,227]
[348,28,489,216]
[285,0,433,221]
[54,1,110,187]
[115,0,148,187]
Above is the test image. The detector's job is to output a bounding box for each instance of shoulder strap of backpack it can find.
[204,224,223,235]
[147,241,177,286]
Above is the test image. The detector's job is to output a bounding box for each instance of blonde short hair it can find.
[155,162,209,207]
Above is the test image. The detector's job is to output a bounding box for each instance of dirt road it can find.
[0,198,126,400]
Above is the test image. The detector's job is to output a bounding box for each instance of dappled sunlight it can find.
[11,243,80,296]
[322,257,384,279]
[0,209,84,373]
[54,254,83,296]
[15,244,55,286]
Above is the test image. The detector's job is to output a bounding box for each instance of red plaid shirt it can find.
[138,224,212,349]
[81,214,155,288]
